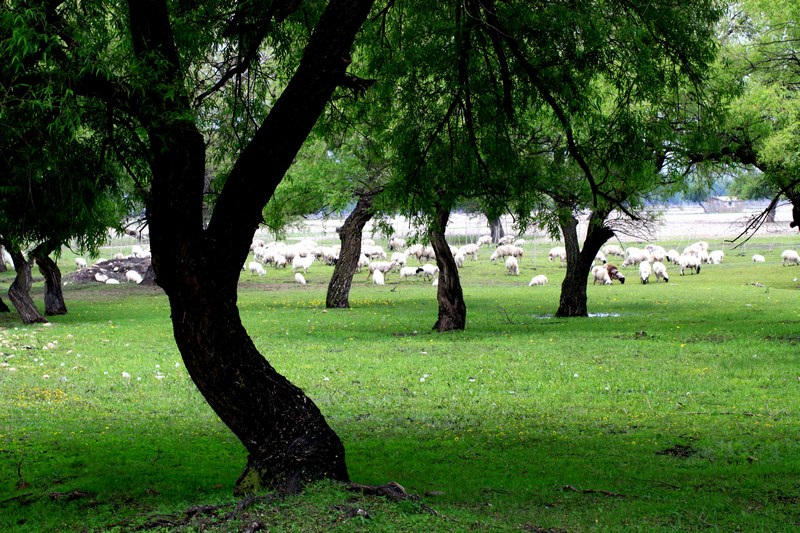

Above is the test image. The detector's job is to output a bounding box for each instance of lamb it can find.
[528,274,548,286]
[652,261,669,282]
[752,254,766,263]
[75,257,87,270]
[505,256,520,276]
[679,254,701,275]
[591,265,611,285]
[294,272,306,284]
[125,270,143,284]
[248,261,266,276]
[605,263,626,284]
[781,250,800,266]
[372,269,385,286]
[639,261,652,284]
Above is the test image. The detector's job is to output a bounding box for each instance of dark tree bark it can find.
[326,194,375,308]
[33,252,67,316]
[430,204,466,331]
[128,0,375,494]
[141,263,157,286]
[488,216,505,243]
[1,242,47,324]
[555,211,614,318]
[0,297,9,313]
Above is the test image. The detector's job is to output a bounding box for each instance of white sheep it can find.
[399,266,422,281]
[652,261,669,283]
[248,261,266,276]
[368,261,395,277]
[528,274,548,286]
[420,263,439,280]
[477,235,493,247]
[125,270,143,284]
[622,247,648,267]
[639,261,652,284]
[591,265,611,285]
[782,250,800,266]
[453,251,466,268]
[667,249,681,264]
[75,258,88,270]
[372,269,385,286]
[505,256,520,276]
[679,254,701,275]
[390,252,407,268]
[708,250,724,264]
[292,254,315,273]
[498,235,516,245]
[603,244,625,258]
[548,246,567,264]
[458,243,480,261]
[388,237,407,251]
[752,254,766,263]
[294,272,306,284]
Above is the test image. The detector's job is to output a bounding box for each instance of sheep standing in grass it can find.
[292,254,315,273]
[529,274,548,286]
[548,246,567,265]
[781,250,800,266]
[605,264,626,284]
[505,256,520,276]
[709,250,724,264]
[752,254,766,263]
[248,261,266,276]
[372,269,385,286]
[125,270,143,284]
[591,265,611,285]
[603,244,625,259]
[420,263,439,280]
[652,261,669,282]
[679,254,701,275]
[639,261,652,284]
[477,235,493,247]
[399,266,422,281]
[75,258,87,270]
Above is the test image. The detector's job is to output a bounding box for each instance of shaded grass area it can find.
[1,238,799,530]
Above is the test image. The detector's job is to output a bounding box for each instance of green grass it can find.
[1,236,800,531]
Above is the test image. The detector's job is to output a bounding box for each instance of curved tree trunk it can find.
[326,194,375,308]
[488,216,505,243]
[3,244,47,324]
[34,252,67,315]
[430,205,466,331]
[130,0,374,494]
[555,210,614,318]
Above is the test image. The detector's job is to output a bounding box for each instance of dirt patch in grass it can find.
[656,444,698,458]
[64,258,151,284]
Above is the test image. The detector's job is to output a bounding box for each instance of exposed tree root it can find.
[345,481,440,515]
[561,484,626,498]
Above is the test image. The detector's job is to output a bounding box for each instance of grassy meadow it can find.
[1,234,799,531]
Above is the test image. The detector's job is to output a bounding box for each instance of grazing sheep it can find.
[595,251,607,265]
[709,250,724,264]
[491,244,523,262]
[652,261,669,282]
[420,263,439,280]
[548,246,567,264]
[528,274,548,286]
[75,258,87,270]
[248,261,266,276]
[622,247,649,267]
[782,250,800,266]
[752,254,766,263]
[505,256,520,275]
[125,270,143,284]
[399,266,423,281]
[591,265,611,285]
[603,244,625,259]
[477,235,493,247]
[497,235,516,245]
[292,254,315,273]
[390,252,407,268]
[294,272,306,284]
[667,249,681,264]
[458,243,480,261]
[372,269,385,286]
[356,254,370,272]
[605,263,626,284]
[368,261,395,277]
[453,251,466,268]
[639,261,652,284]
[388,237,407,251]
[679,254,701,275]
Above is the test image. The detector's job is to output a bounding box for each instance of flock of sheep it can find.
[73,237,800,288]
[73,245,150,285]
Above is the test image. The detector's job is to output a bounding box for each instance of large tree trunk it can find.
[34,253,67,316]
[2,244,47,324]
[430,205,466,331]
[555,211,614,318]
[129,0,374,494]
[488,216,505,243]
[0,298,9,313]
[326,194,375,308]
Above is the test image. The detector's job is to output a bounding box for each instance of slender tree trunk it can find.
[430,205,466,331]
[555,211,614,318]
[326,194,375,308]
[766,203,777,223]
[0,245,7,273]
[129,0,374,494]
[2,244,47,324]
[488,216,505,243]
[34,252,67,315]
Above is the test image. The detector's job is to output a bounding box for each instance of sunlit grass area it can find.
[1,235,799,530]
